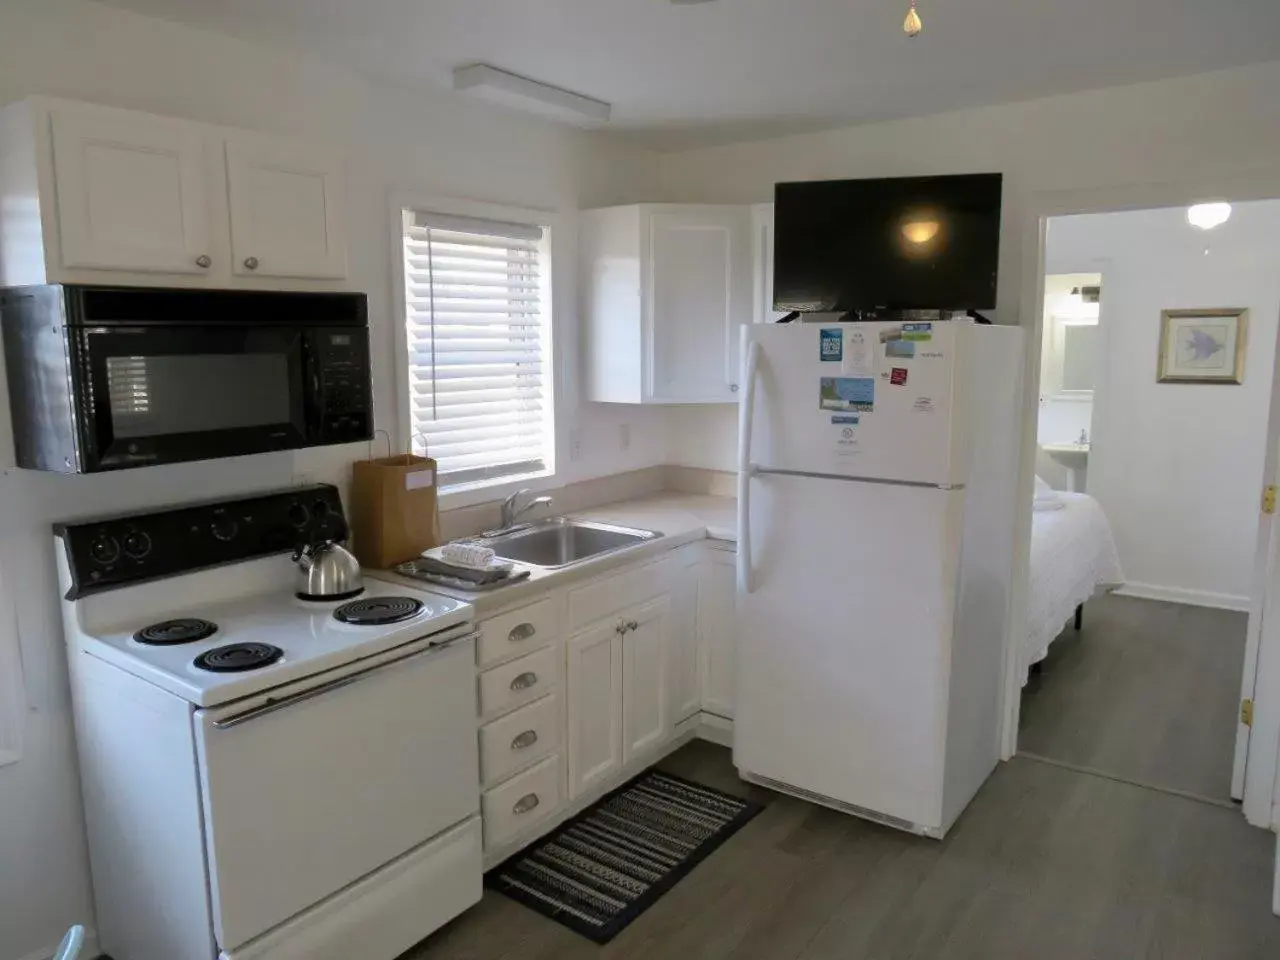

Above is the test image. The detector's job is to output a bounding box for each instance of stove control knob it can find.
[89,534,120,567]
[210,511,239,543]
[312,498,331,520]
[287,502,310,529]
[122,529,152,560]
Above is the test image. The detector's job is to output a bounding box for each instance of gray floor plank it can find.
[402,742,1280,960]
[1018,594,1246,800]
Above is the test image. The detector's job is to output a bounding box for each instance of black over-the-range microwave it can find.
[0,285,372,473]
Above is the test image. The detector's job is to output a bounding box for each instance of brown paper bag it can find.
[349,455,442,568]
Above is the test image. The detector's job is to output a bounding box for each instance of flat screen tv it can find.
[773,173,1003,313]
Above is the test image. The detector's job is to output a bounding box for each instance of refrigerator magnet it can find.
[890,367,909,386]
[819,377,875,412]
[833,423,860,456]
[819,328,843,362]
[885,339,916,359]
[902,322,933,342]
[841,326,875,377]
[912,396,936,413]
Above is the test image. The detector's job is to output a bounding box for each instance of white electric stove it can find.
[58,485,483,960]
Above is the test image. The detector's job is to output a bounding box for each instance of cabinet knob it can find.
[729,383,739,393]
[195,255,211,269]
[509,671,539,691]
[512,793,541,815]
[511,730,539,751]
[243,256,259,271]
[627,619,639,632]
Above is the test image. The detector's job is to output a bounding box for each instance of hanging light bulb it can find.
[904,1,922,37]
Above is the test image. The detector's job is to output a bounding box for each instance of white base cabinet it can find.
[566,619,625,797]
[456,540,739,872]
[582,204,752,404]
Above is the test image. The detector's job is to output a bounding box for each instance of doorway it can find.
[1007,199,1280,809]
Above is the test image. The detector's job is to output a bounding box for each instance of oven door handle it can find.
[210,627,478,730]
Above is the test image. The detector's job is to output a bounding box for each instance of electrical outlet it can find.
[619,423,631,452]
[570,427,584,462]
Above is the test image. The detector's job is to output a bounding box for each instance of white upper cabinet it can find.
[751,203,791,325]
[0,97,350,289]
[225,133,348,279]
[49,104,212,275]
[582,204,751,404]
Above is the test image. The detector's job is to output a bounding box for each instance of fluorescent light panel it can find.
[453,64,611,123]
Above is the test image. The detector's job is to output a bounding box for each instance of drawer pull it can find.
[508,622,537,643]
[513,792,541,815]
[509,671,539,691]
[511,729,539,750]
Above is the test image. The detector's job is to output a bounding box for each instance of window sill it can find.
[437,469,558,512]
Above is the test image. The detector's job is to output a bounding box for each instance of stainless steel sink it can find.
[479,518,661,569]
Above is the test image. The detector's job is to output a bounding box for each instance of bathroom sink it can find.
[1041,443,1090,491]
[479,518,661,569]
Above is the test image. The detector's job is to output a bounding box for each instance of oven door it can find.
[194,629,480,953]
[72,324,308,470]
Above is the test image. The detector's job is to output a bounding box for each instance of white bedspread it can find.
[1023,492,1124,684]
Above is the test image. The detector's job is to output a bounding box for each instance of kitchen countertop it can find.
[367,492,737,616]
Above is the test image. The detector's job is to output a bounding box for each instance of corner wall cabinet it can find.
[581,204,752,404]
[0,97,350,288]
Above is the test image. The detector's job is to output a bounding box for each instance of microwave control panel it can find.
[310,328,372,442]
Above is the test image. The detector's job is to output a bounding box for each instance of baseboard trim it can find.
[693,712,734,747]
[15,928,100,960]
[1112,582,1250,613]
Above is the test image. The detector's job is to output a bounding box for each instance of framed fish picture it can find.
[1157,308,1249,384]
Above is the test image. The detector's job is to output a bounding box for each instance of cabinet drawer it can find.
[568,555,675,632]
[477,598,561,668]
[479,694,561,787]
[478,645,560,719]
[482,754,562,850]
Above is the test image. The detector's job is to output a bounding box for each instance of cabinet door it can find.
[751,203,791,325]
[622,597,672,763]
[700,549,737,719]
[567,621,623,798]
[646,206,751,403]
[668,552,701,725]
[225,133,348,279]
[50,106,212,274]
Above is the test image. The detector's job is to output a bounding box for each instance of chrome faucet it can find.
[500,489,553,531]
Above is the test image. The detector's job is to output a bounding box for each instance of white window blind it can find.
[402,210,553,489]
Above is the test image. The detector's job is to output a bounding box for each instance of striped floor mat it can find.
[485,769,763,943]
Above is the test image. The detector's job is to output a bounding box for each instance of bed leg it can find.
[1074,603,1084,631]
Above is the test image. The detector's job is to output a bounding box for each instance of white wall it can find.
[657,59,1280,472]
[0,2,658,957]
[1046,203,1280,608]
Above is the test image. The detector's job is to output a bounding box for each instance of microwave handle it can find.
[300,332,323,440]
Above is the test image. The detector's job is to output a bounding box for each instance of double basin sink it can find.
[476,517,661,570]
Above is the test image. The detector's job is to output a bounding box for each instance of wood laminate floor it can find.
[403,740,1280,960]
[1018,594,1247,801]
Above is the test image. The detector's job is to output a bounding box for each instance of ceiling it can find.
[96,0,1280,149]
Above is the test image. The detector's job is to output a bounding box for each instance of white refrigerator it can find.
[734,319,1024,838]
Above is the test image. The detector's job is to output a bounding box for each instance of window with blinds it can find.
[401,210,553,489]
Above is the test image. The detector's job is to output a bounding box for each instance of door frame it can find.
[999,170,1280,830]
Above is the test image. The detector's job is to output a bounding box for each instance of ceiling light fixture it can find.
[904,1,923,37]
[1186,202,1232,231]
[902,219,940,244]
[453,64,611,123]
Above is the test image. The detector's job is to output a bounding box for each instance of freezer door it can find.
[734,473,964,830]
[744,322,967,485]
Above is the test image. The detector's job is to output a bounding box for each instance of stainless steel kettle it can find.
[293,540,364,601]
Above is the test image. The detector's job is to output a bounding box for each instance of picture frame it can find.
[1157,308,1249,384]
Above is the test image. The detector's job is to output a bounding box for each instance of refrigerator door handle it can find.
[737,339,760,595]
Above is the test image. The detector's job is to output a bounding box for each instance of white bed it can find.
[1022,491,1124,684]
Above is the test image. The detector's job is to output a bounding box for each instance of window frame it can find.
[390,194,563,509]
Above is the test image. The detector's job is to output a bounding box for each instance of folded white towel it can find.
[440,542,498,569]
[1033,499,1066,512]
[1033,475,1060,503]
